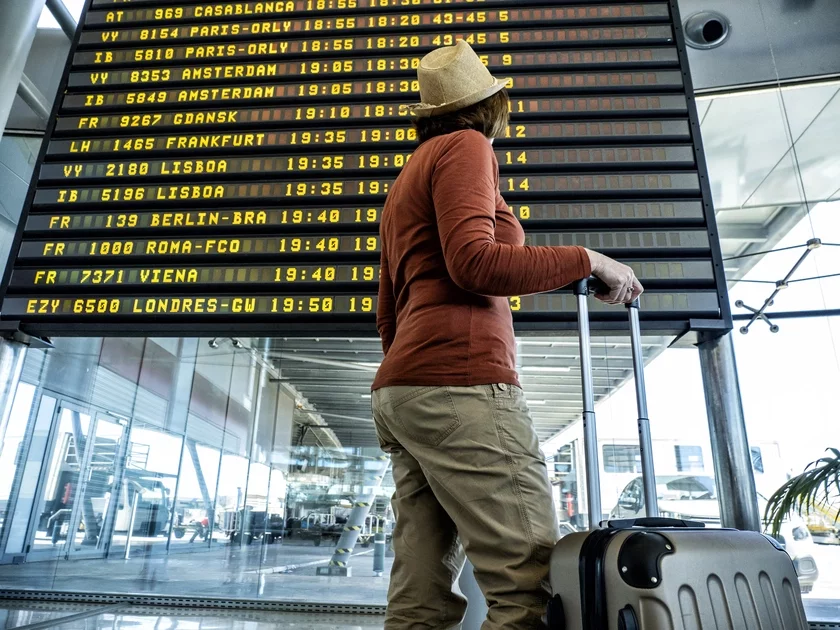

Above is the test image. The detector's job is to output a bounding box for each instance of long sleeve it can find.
[432,131,591,297]
[376,249,397,356]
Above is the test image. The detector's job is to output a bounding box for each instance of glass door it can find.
[25,405,129,561]
[64,414,128,559]
[26,405,93,560]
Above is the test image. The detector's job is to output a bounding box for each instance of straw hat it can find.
[407,40,511,117]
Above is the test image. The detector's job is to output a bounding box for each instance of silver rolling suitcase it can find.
[546,278,808,630]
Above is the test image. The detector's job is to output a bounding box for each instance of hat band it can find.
[407,78,510,117]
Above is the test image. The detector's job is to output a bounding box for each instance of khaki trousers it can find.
[372,384,559,629]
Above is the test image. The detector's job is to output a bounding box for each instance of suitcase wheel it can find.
[618,605,639,630]
[546,595,565,629]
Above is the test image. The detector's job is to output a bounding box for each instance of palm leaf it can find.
[763,448,840,537]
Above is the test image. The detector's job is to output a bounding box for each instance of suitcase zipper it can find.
[579,528,621,630]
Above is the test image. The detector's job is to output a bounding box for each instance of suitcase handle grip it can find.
[604,517,706,529]
[575,277,640,309]
[574,276,609,296]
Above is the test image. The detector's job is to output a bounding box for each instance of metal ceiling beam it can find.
[299,390,371,398]
[288,381,372,388]
[272,367,377,378]
[16,74,49,121]
[302,411,374,424]
[0,0,44,138]
[46,0,77,39]
[271,336,663,348]
[268,340,383,351]
[270,352,379,372]
[717,225,771,243]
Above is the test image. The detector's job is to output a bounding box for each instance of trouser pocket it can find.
[489,384,542,460]
[387,386,462,447]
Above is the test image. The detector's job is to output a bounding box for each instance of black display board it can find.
[0,0,730,337]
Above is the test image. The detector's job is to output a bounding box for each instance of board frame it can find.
[0,0,732,339]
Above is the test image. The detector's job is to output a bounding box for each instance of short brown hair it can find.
[413,89,510,144]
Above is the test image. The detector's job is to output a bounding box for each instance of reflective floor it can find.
[0,602,386,630]
[1,598,839,629]
[0,543,393,605]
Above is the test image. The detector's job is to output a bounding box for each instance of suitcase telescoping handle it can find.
[574,277,659,529]
[605,517,705,529]
[626,289,659,519]
[573,278,602,529]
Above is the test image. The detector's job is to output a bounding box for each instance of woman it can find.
[371,40,643,629]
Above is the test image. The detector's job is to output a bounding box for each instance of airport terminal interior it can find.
[1,0,840,628]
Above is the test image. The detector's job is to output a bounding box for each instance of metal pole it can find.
[0,0,45,137]
[46,0,78,40]
[16,74,50,122]
[697,331,761,531]
[574,279,601,528]
[372,530,385,576]
[124,488,140,559]
[627,302,659,517]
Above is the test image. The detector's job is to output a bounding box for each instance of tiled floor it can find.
[1,543,839,625]
[2,599,839,630]
[0,602,386,630]
[0,542,392,606]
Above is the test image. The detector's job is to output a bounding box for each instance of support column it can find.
[187,439,213,512]
[0,339,27,445]
[164,338,198,432]
[317,455,390,577]
[0,0,45,137]
[697,331,761,532]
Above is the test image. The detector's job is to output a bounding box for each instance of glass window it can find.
[169,441,220,550]
[751,446,765,474]
[2,393,56,559]
[617,479,643,511]
[674,446,705,473]
[0,325,830,617]
[0,383,36,544]
[602,445,642,473]
[554,445,574,475]
[657,476,716,501]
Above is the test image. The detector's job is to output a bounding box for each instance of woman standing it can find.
[371,40,643,629]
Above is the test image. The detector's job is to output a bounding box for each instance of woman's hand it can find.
[585,249,644,304]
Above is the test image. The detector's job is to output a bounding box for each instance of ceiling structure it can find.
[266,336,668,448]
[698,80,840,283]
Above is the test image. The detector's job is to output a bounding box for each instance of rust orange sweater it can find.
[372,130,591,389]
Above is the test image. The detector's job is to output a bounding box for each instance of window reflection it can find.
[30,408,92,556]
[0,329,835,618]
[169,441,220,550]
[0,383,37,543]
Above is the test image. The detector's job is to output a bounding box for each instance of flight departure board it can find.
[0,0,729,337]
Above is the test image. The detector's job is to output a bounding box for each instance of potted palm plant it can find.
[764,448,840,539]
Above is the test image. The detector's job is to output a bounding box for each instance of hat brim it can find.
[407,77,511,118]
